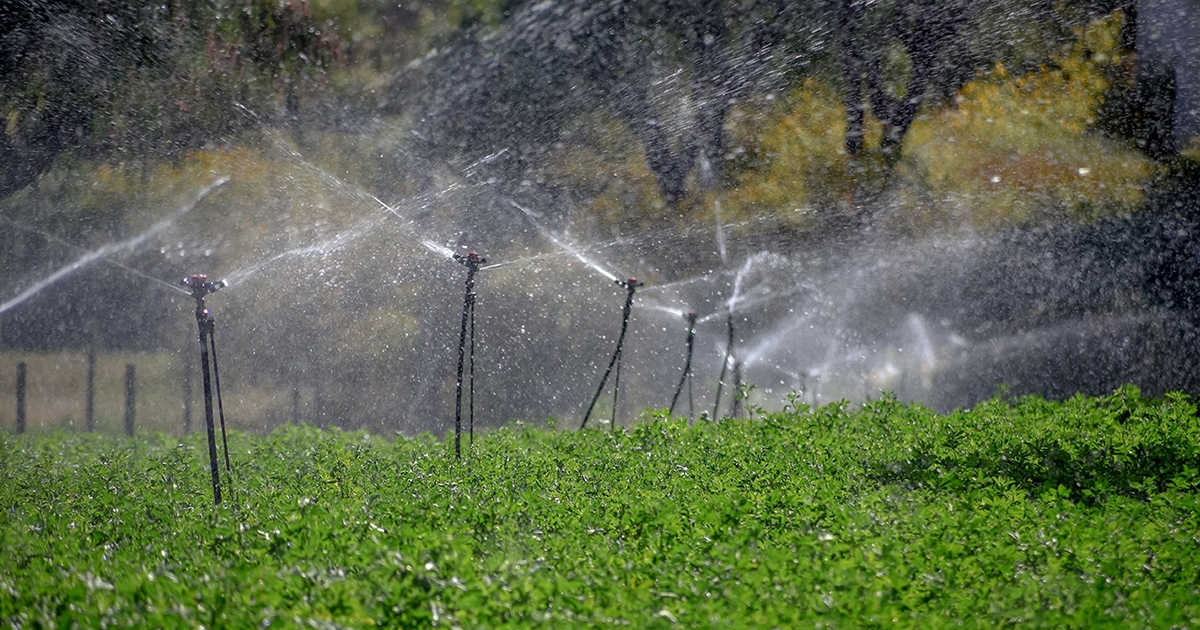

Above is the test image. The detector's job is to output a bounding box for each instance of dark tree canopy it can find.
[0,0,336,201]
[405,0,1187,213]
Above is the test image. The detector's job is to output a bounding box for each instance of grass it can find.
[2,386,1198,628]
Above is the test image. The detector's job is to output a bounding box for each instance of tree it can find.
[837,0,967,164]
[0,0,337,203]
[1134,0,1200,156]
[407,0,792,209]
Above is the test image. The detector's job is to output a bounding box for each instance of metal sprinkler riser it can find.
[452,251,486,459]
[183,273,232,507]
[580,276,644,429]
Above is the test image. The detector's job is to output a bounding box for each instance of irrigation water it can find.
[0,177,229,316]
[3,2,1198,436]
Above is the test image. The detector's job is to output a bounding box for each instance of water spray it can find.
[581,277,643,430]
[668,312,698,420]
[452,251,486,459]
[184,274,233,506]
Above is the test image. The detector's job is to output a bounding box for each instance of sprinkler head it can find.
[183,274,227,299]
[685,311,698,322]
[617,277,644,291]
[453,251,487,267]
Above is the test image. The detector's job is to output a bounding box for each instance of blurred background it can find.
[1,0,1197,435]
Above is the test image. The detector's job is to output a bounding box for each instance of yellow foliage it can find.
[718,80,884,231]
[536,111,669,232]
[715,11,1154,233]
[1182,139,1200,164]
[906,11,1153,226]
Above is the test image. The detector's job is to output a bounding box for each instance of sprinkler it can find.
[452,251,485,459]
[183,274,234,506]
[668,312,698,420]
[711,311,738,420]
[581,277,643,430]
[730,359,744,419]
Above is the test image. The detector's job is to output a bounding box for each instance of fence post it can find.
[182,347,193,434]
[16,362,26,434]
[124,364,136,436]
[291,381,301,425]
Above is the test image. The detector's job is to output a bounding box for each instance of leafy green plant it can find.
[2,388,1199,627]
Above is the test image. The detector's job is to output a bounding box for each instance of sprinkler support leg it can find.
[712,312,736,420]
[731,360,743,419]
[185,275,227,506]
[453,252,485,459]
[208,317,234,501]
[469,296,477,446]
[195,304,222,506]
[582,278,642,429]
[669,312,698,420]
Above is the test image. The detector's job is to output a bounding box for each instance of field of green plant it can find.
[3,386,1199,628]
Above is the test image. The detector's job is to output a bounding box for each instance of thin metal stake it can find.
[86,331,97,432]
[468,292,477,446]
[124,364,136,436]
[208,317,234,501]
[582,277,642,429]
[453,252,485,459]
[185,274,226,506]
[15,362,26,434]
[669,312,698,420]
[712,312,736,420]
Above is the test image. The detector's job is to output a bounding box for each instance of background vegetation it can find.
[2,0,1198,432]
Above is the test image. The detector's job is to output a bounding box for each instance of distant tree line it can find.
[0,0,336,201]
[2,0,1197,357]
[4,0,1195,209]
[410,0,1195,212]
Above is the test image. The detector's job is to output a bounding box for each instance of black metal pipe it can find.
[730,360,743,419]
[208,318,234,494]
[185,274,225,506]
[711,311,736,420]
[453,252,485,459]
[86,332,96,432]
[609,342,624,431]
[469,294,477,446]
[196,306,221,505]
[669,312,698,419]
[582,277,642,429]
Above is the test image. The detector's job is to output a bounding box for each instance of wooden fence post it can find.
[124,364,136,436]
[16,362,26,434]
[86,335,97,432]
[183,347,193,434]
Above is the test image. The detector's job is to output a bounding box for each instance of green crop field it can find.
[3,386,1199,628]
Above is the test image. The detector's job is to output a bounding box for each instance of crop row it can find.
[2,386,1199,628]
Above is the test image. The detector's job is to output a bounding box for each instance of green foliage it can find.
[3,388,1199,627]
